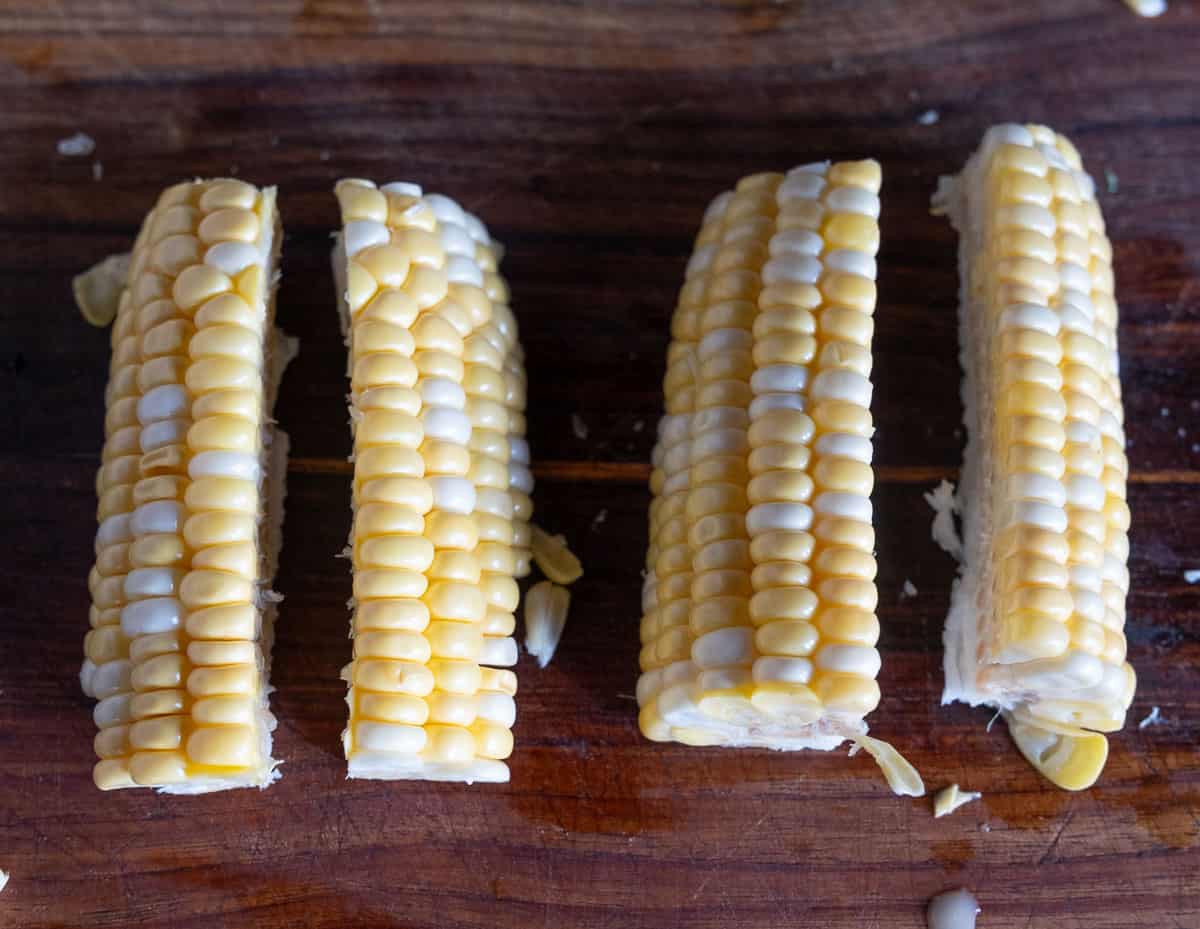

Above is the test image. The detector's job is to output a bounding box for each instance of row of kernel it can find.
[681,171,783,719]
[460,239,522,757]
[343,181,471,766]
[95,183,210,788]
[339,183,512,773]
[1037,124,1131,724]
[175,181,273,779]
[1049,134,1132,724]
[111,179,270,789]
[742,162,825,715]
[804,163,883,719]
[997,128,1130,718]
[428,195,516,763]
[483,243,534,582]
[981,135,1077,675]
[84,216,155,788]
[480,240,527,681]
[644,186,729,668]
[976,130,1117,704]
[339,180,438,767]
[650,175,794,741]
[93,182,203,787]
[758,161,881,719]
[636,187,727,734]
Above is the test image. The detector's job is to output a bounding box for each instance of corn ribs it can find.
[636,163,920,793]
[934,124,1135,790]
[81,179,295,792]
[333,181,530,782]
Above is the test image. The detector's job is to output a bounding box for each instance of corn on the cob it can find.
[333,180,529,782]
[80,179,295,792]
[636,163,918,791]
[933,124,1134,790]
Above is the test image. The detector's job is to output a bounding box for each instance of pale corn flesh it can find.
[638,161,889,752]
[333,181,528,783]
[935,124,1134,790]
[81,179,290,792]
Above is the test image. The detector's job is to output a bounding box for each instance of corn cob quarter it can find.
[933,124,1134,790]
[333,181,527,783]
[81,179,296,792]
[637,162,918,793]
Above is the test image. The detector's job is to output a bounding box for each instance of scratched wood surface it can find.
[1,2,1198,927]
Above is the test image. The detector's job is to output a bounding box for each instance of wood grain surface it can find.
[1,2,1197,927]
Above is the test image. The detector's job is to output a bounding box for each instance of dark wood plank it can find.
[0,2,1198,927]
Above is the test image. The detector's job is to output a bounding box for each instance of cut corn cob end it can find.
[524,580,570,668]
[637,162,920,793]
[333,179,524,784]
[81,179,293,792]
[935,124,1134,790]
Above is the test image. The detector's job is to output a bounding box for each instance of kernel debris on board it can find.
[927,888,980,929]
[1123,0,1166,16]
[925,480,962,560]
[524,581,570,668]
[933,783,982,817]
[57,131,95,156]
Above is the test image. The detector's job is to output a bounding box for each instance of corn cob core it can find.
[934,124,1135,790]
[638,161,886,750]
[333,180,528,783]
[82,179,293,792]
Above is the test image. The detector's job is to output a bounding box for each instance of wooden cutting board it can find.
[0,2,1196,926]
